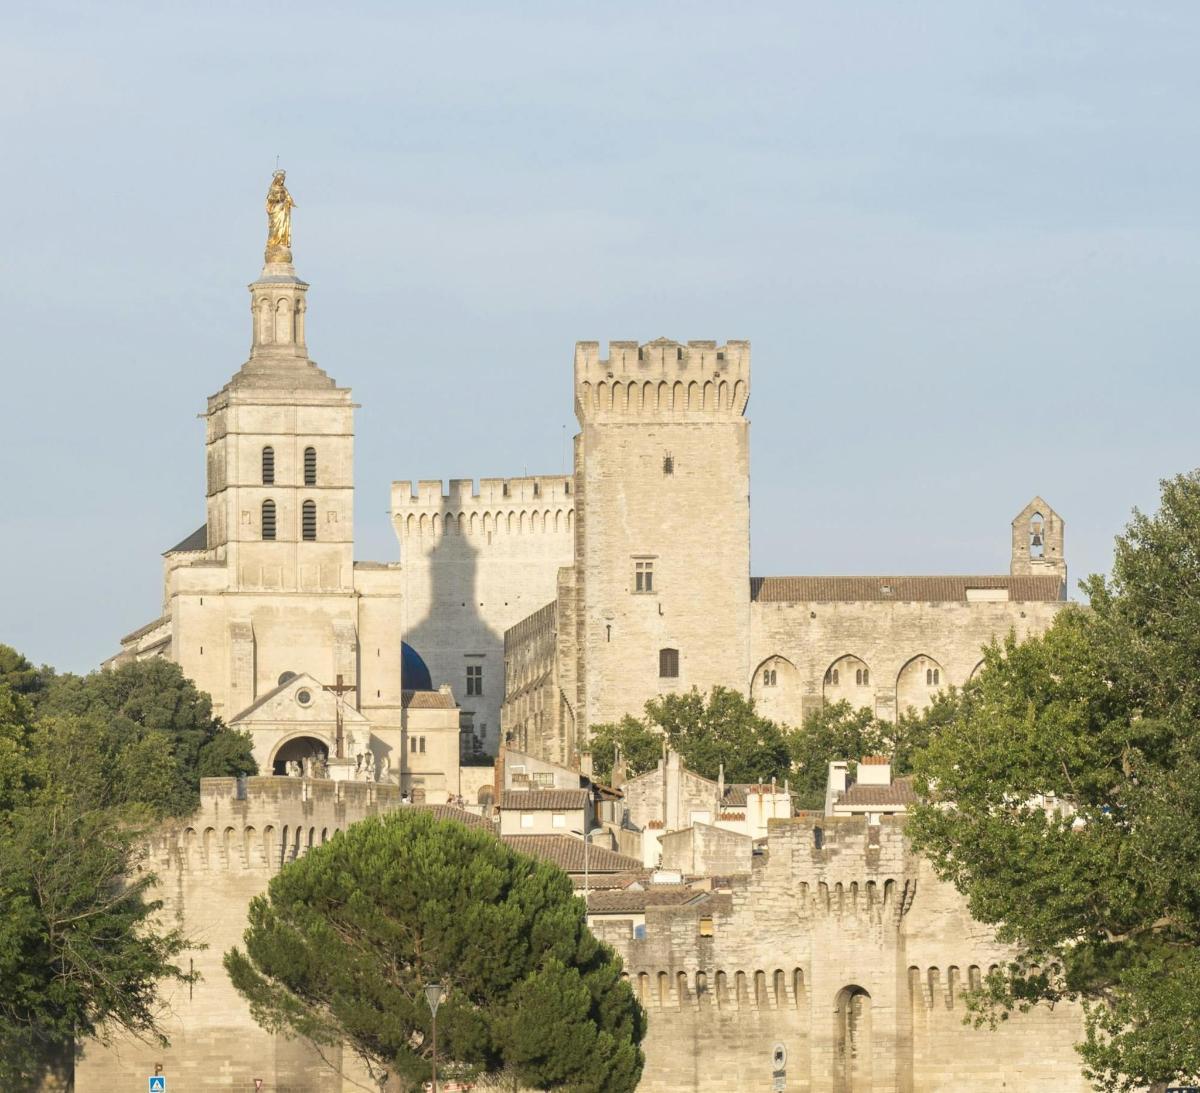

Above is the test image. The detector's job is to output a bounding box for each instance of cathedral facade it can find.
[112,184,1068,785]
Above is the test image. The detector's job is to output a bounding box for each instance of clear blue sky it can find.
[2,2,1197,673]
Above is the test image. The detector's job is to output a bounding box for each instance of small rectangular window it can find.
[659,647,679,678]
[419,737,426,754]
[302,500,317,541]
[520,813,534,829]
[662,453,674,476]
[634,560,654,593]
[552,813,566,829]
[698,916,714,937]
[466,664,483,696]
[303,446,317,486]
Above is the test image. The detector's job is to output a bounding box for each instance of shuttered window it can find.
[262,446,275,485]
[302,500,317,541]
[659,647,679,678]
[304,446,317,486]
[261,499,277,540]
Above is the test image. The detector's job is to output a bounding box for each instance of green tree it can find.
[0,644,53,701]
[908,470,1200,1092]
[586,715,663,784]
[40,658,256,814]
[645,686,791,785]
[225,810,644,1092]
[786,701,888,810]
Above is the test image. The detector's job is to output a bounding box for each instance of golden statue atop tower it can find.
[265,170,296,262]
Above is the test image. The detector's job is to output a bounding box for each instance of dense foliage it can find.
[0,651,256,1089]
[225,809,645,1092]
[586,714,663,784]
[909,471,1200,1092]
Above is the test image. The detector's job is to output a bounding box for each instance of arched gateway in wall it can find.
[833,985,872,1093]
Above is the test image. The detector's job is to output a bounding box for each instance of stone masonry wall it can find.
[609,816,1091,1093]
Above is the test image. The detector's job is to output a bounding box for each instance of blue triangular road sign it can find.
[148,1078,166,1092]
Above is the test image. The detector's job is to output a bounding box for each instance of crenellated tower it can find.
[571,338,752,744]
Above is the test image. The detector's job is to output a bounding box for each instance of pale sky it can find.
[2,2,1198,672]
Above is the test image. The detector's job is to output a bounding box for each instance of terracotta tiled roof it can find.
[402,690,457,709]
[751,575,1063,603]
[502,835,644,874]
[500,789,589,810]
[413,803,494,829]
[838,776,917,808]
[587,886,704,913]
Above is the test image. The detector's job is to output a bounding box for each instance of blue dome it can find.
[401,642,433,691]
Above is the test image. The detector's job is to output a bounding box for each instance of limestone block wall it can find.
[392,476,574,753]
[572,339,752,741]
[609,816,1090,1093]
[75,777,402,1093]
[749,597,1067,724]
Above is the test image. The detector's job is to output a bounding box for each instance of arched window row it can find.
[260,444,319,487]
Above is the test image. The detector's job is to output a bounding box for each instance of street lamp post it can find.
[424,982,444,1093]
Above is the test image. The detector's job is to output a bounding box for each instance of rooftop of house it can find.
[500,789,590,811]
[751,574,1064,603]
[500,834,644,874]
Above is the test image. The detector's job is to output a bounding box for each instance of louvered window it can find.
[262,446,275,485]
[261,499,277,540]
[304,447,317,486]
[302,500,317,541]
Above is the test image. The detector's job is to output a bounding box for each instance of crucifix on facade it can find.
[321,673,357,758]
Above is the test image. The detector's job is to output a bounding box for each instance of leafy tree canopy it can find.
[908,470,1200,1092]
[0,651,247,1089]
[0,644,53,701]
[586,715,663,785]
[39,658,256,815]
[645,686,791,785]
[225,810,644,1092]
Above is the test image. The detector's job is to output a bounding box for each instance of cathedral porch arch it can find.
[269,732,331,776]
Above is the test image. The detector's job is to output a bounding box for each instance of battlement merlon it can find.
[573,339,750,422]
[391,475,575,511]
[574,339,750,381]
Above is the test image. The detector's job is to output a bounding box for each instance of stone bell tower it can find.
[1010,496,1067,595]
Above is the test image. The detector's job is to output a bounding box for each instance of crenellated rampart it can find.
[391,476,575,544]
[573,339,750,422]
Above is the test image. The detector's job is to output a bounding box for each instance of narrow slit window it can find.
[262,446,275,485]
[302,500,317,541]
[261,499,276,540]
[304,446,317,486]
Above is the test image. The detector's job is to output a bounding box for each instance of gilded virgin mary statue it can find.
[265,170,296,259]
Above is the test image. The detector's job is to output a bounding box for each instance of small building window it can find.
[262,446,275,485]
[663,453,674,476]
[552,813,566,829]
[302,500,317,541]
[261,499,277,540]
[763,668,777,687]
[926,668,940,686]
[532,481,540,498]
[304,446,317,486]
[420,736,426,753]
[856,668,870,686]
[813,827,824,849]
[659,647,679,679]
[698,916,714,938]
[520,813,535,829]
[466,664,483,696]
[634,560,654,593]
[825,667,839,685]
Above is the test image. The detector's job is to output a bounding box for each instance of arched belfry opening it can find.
[1010,497,1066,595]
[833,985,872,1093]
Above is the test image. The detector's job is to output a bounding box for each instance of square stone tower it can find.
[571,338,752,742]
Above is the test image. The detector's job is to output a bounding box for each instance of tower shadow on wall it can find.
[402,514,504,760]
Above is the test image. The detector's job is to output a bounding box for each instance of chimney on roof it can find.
[858,757,892,786]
